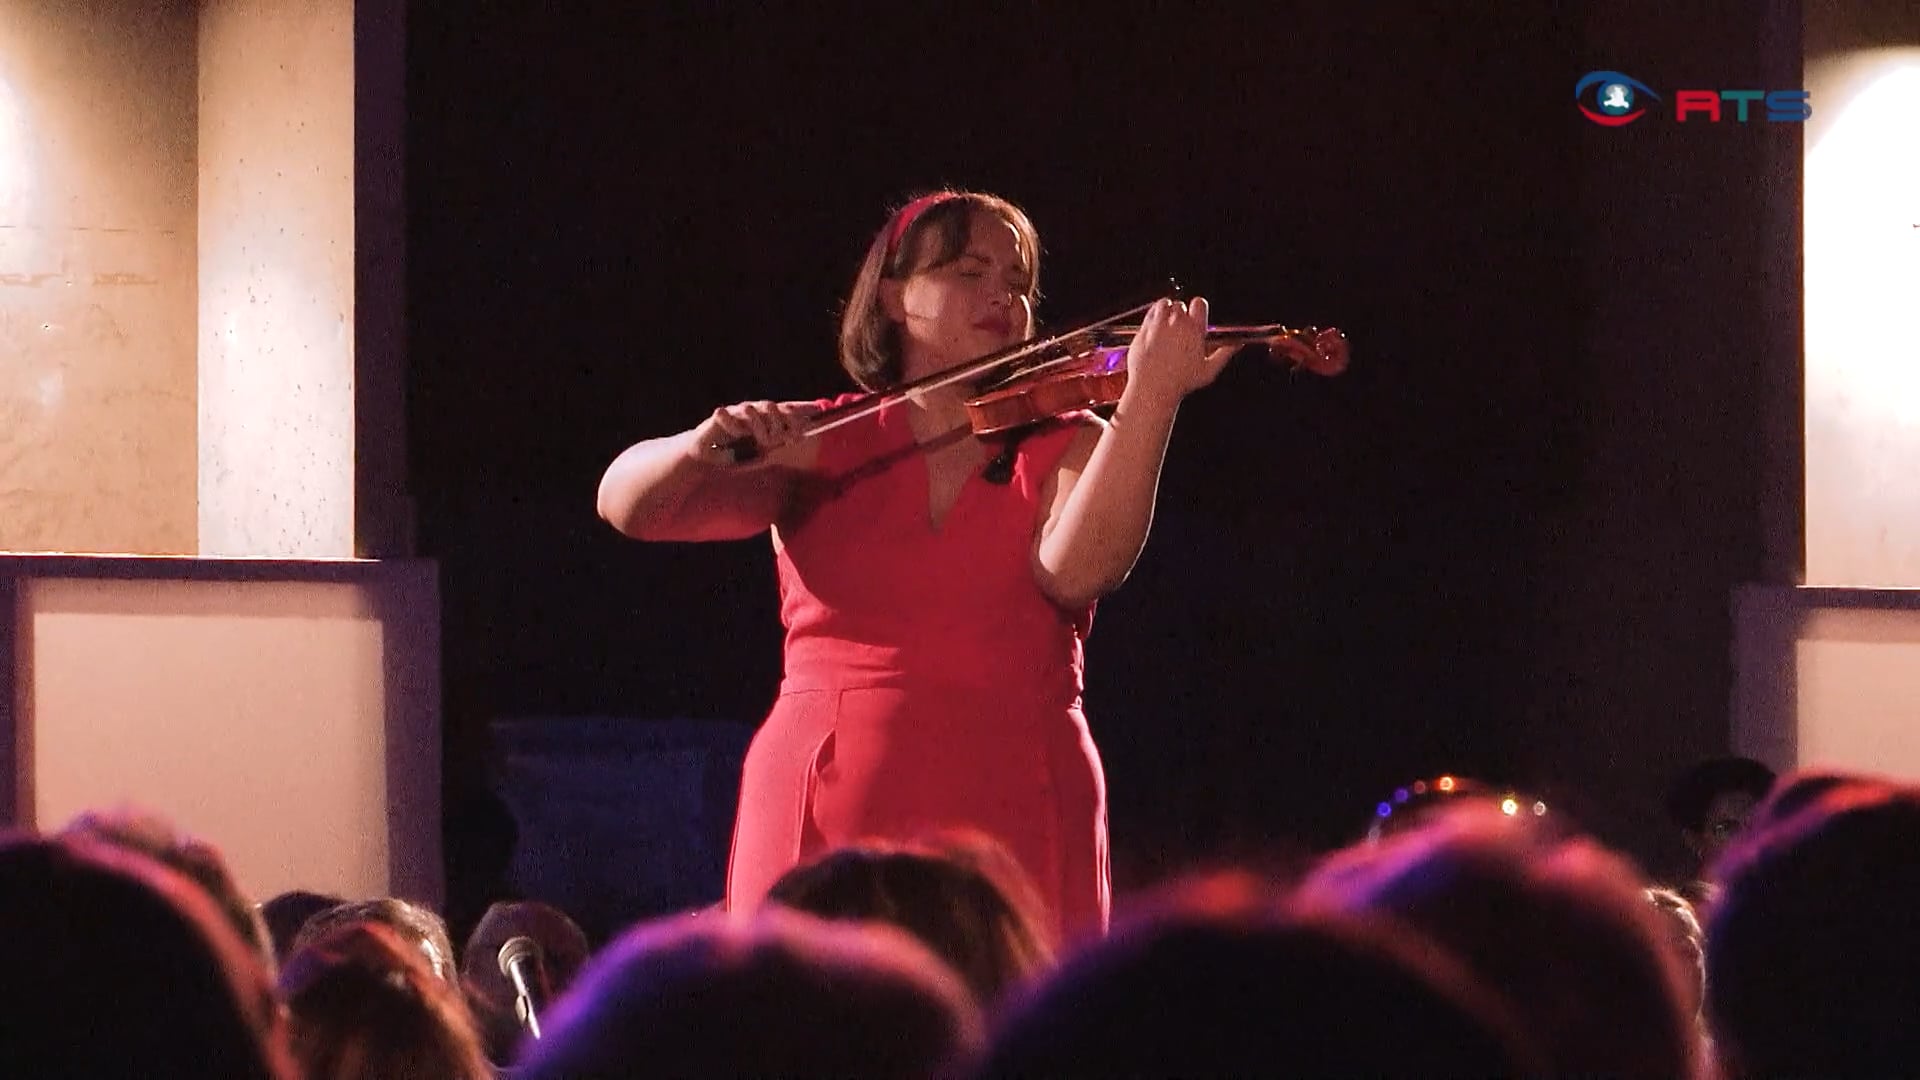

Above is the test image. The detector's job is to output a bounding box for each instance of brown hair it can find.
[1298,804,1699,1077]
[3,832,294,1078]
[289,897,460,986]
[280,921,493,1080]
[519,908,981,1079]
[766,837,1056,1006]
[973,872,1542,1078]
[1705,775,1920,1077]
[837,190,1041,391]
[61,807,279,978]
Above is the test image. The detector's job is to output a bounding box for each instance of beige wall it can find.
[1802,3,1920,586]
[0,1,199,555]
[14,563,442,905]
[1736,7,1920,784]
[0,0,363,558]
[0,2,424,905]
[1803,50,1920,587]
[198,0,357,557]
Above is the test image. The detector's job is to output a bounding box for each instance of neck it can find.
[897,346,976,416]
[901,383,972,438]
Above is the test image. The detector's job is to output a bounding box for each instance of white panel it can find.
[19,570,440,904]
[197,0,357,557]
[1733,587,1920,784]
[1804,51,1920,586]
[1794,608,1920,778]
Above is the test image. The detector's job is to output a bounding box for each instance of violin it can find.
[963,321,1349,436]
[720,295,1349,462]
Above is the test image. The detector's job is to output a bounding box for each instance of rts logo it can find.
[1575,70,1811,126]
[1576,71,1659,126]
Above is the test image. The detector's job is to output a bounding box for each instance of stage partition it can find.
[0,1,436,903]
[1731,0,1920,784]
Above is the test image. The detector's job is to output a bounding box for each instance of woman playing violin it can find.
[595,190,1233,938]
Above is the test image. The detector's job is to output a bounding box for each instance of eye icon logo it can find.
[1576,71,1660,126]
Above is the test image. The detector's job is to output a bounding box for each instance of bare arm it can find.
[1032,298,1231,608]
[596,400,820,543]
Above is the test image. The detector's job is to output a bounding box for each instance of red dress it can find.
[724,397,1111,937]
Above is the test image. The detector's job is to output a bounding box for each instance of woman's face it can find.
[889,210,1034,379]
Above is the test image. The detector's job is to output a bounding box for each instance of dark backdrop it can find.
[404,2,1790,933]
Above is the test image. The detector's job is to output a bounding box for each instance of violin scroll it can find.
[1265,326,1350,377]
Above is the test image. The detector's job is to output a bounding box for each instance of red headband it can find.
[885,192,960,261]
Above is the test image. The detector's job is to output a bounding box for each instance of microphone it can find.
[497,936,548,1040]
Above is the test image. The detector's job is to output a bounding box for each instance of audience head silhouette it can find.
[521,908,981,1079]
[460,899,593,1065]
[767,835,1056,1006]
[971,871,1540,1078]
[280,919,493,1080]
[60,806,278,976]
[0,831,294,1078]
[1706,772,1920,1077]
[1301,803,1699,1077]
[291,896,460,985]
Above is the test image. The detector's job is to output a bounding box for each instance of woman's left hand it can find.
[1119,296,1237,411]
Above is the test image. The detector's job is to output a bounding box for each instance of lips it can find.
[974,317,1013,336]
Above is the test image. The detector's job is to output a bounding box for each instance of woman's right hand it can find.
[687,400,821,467]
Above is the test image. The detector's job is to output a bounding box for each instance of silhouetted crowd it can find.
[7,758,1917,1078]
